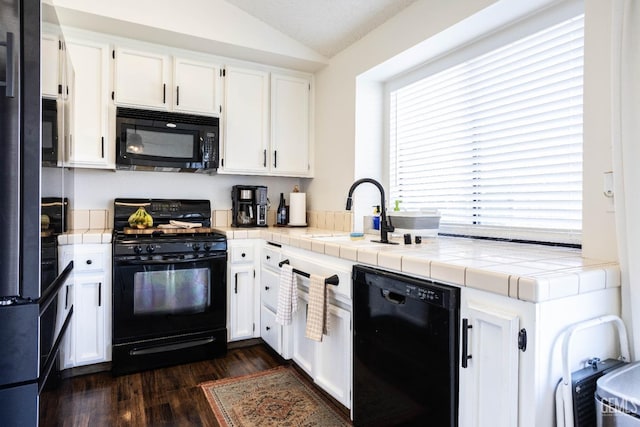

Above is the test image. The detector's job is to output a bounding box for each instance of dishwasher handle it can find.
[381,289,405,305]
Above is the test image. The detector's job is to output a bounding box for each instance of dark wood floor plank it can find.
[39,344,286,427]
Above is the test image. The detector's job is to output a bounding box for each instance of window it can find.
[388,13,584,244]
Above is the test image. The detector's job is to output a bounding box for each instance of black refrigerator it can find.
[0,1,73,425]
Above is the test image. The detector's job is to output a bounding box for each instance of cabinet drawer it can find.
[261,269,280,311]
[260,305,281,354]
[262,246,281,271]
[73,251,105,273]
[230,245,254,263]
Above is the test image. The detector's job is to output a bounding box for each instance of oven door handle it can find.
[116,254,226,265]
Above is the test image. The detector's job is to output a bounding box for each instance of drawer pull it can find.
[266,255,271,260]
[86,259,92,265]
[265,326,271,331]
[265,286,270,291]
[241,252,246,258]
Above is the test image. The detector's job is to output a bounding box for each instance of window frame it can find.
[383,1,584,246]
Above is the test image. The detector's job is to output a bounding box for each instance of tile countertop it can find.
[216,226,620,303]
[57,229,113,245]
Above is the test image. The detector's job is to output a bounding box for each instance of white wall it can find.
[310,0,618,260]
[309,0,498,212]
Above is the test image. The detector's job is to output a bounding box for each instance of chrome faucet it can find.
[345,178,397,244]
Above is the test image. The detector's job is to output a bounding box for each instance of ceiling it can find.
[224,0,419,58]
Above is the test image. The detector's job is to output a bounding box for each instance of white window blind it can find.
[389,14,584,244]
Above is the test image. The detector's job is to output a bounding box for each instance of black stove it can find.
[111,198,228,375]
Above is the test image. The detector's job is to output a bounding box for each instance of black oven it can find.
[111,198,227,375]
[41,98,58,166]
[112,243,227,375]
[115,107,218,172]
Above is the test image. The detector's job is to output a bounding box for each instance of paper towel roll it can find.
[288,192,307,226]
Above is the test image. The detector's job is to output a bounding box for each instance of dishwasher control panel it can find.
[405,284,445,306]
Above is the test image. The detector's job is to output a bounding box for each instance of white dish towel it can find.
[305,274,329,342]
[275,264,297,325]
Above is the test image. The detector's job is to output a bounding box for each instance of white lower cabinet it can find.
[459,286,621,427]
[291,293,314,374]
[310,301,351,406]
[259,244,286,354]
[459,293,524,427]
[58,243,111,369]
[257,243,353,409]
[290,290,351,408]
[227,240,260,342]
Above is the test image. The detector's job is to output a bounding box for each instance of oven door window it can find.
[133,267,210,315]
[123,125,197,160]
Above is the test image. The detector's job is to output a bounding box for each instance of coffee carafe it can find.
[231,185,268,227]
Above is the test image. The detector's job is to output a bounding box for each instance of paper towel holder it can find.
[288,189,307,227]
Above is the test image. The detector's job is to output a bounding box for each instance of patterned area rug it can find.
[200,365,351,426]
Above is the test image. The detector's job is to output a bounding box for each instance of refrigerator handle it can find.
[0,32,15,98]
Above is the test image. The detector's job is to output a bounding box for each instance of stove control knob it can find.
[192,243,201,251]
[133,245,143,254]
[203,243,212,252]
[146,245,155,253]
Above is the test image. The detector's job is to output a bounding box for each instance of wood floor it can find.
[39,344,345,427]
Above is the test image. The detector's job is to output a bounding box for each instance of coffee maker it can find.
[231,185,268,227]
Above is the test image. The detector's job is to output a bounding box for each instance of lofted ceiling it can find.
[223,0,419,58]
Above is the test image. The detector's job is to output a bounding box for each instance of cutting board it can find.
[123,227,216,235]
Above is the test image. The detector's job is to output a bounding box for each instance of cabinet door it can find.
[260,305,281,354]
[291,294,314,375]
[228,264,256,341]
[221,66,269,174]
[59,279,74,369]
[459,300,520,427]
[114,47,170,109]
[42,33,60,98]
[314,304,351,408]
[72,274,107,367]
[173,58,220,115]
[270,73,310,177]
[65,39,112,168]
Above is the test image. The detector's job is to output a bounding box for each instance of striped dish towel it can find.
[305,274,329,342]
[275,264,297,325]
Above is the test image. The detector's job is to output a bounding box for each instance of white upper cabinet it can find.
[113,47,171,109]
[42,33,60,98]
[220,67,313,177]
[173,57,221,115]
[113,47,221,116]
[65,38,113,169]
[270,73,311,176]
[221,66,270,174]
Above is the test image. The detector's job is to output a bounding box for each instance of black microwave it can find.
[115,107,219,172]
[42,98,58,166]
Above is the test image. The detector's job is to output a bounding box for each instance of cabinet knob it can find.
[265,286,270,291]
[266,255,271,260]
[86,259,92,265]
[241,252,246,258]
[265,326,271,331]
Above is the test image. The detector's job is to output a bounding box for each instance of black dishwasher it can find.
[353,265,460,427]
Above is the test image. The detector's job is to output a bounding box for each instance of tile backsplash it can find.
[211,209,352,232]
[69,209,109,230]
